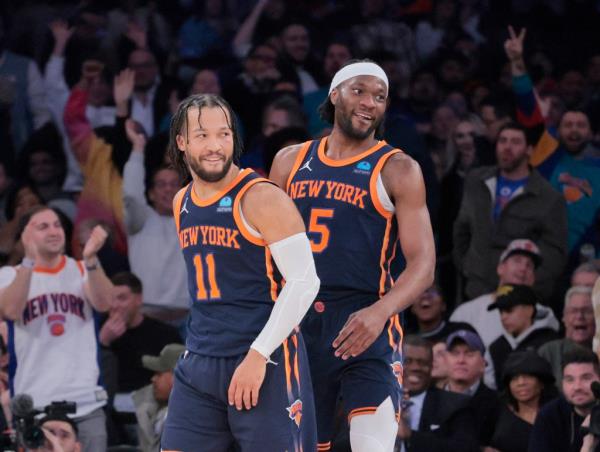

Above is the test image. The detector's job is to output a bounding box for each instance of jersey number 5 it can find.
[193,253,221,300]
[308,208,334,253]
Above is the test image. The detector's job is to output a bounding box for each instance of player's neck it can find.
[191,165,240,200]
[326,127,379,159]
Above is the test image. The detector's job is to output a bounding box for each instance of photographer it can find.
[31,414,81,452]
[529,348,600,452]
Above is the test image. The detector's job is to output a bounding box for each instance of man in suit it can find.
[444,329,501,448]
[397,335,479,452]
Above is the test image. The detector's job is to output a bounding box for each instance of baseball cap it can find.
[487,284,538,311]
[446,329,485,355]
[142,343,185,373]
[499,239,542,267]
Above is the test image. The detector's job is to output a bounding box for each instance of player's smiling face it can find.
[332,75,387,140]
[176,106,235,183]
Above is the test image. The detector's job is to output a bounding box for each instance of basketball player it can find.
[270,60,435,451]
[0,206,113,452]
[160,94,319,451]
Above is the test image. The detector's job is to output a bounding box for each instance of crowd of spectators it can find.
[0,0,600,450]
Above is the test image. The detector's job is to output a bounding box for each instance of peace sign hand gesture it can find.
[504,25,526,62]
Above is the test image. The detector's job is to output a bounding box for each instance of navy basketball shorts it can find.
[161,333,316,452]
[301,296,403,451]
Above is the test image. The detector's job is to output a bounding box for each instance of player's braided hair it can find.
[168,94,244,182]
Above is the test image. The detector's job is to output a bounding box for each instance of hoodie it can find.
[489,321,559,389]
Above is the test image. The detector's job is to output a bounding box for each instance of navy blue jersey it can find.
[174,169,280,357]
[287,138,402,302]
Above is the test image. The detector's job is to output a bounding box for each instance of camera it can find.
[1,395,76,451]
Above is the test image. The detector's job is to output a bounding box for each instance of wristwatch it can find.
[85,259,99,271]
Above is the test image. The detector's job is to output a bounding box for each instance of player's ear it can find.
[330,88,339,106]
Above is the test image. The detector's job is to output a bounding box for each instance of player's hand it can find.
[333,303,388,360]
[99,314,127,346]
[228,348,267,410]
[504,25,526,62]
[82,225,108,261]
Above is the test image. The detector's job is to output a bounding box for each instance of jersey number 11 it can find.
[193,253,221,300]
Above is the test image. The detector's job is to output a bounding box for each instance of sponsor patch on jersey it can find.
[287,399,303,428]
[354,161,372,175]
[217,196,233,212]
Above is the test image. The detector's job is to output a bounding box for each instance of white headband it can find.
[328,62,389,95]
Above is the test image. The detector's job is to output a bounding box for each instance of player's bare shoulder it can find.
[269,143,306,188]
[381,151,425,198]
[241,179,305,238]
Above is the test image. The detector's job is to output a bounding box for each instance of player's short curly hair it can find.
[168,94,243,182]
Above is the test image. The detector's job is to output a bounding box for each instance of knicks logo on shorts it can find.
[286,399,303,428]
[390,361,403,384]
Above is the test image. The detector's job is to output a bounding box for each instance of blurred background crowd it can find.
[1,0,600,451]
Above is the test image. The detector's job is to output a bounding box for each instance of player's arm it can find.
[227,183,320,410]
[268,144,303,189]
[245,183,319,356]
[333,154,435,359]
[384,155,436,311]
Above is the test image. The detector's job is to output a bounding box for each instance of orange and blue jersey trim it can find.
[369,148,403,219]
[190,168,253,207]
[285,141,313,192]
[317,137,387,167]
[347,406,378,422]
[231,176,281,301]
[173,186,187,232]
[317,441,332,451]
[232,176,271,246]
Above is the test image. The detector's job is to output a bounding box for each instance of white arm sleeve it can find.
[250,233,320,359]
